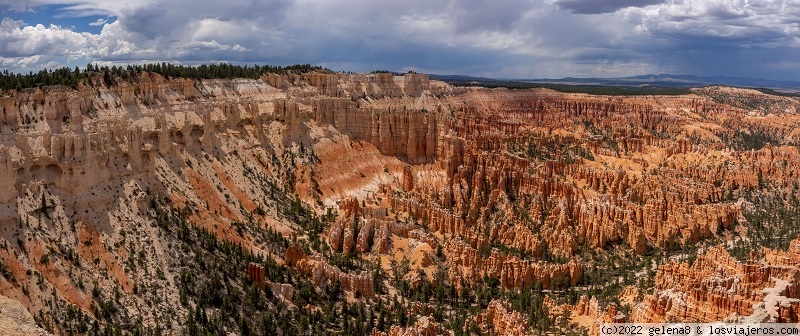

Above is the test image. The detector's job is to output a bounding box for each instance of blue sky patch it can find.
[2,4,114,34]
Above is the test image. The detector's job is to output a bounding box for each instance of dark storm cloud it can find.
[117,0,292,40]
[555,0,667,14]
[656,45,800,80]
[450,0,533,33]
[117,4,169,39]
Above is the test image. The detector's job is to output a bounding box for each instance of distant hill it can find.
[430,73,800,92]
[427,74,500,83]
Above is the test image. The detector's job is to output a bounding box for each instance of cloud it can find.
[0,0,35,12]
[180,40,249,55]
[0,0,799,80]
[555,0,667,14]
[0,55,42,69]
[448,0,534,33]
[0,17,95,71]
[628,0,800,47]
[0,18,87,58]
[88,18,106,26]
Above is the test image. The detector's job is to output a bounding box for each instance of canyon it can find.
[0,68,799,334]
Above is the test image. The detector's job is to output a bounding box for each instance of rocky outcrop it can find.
[444,240,581,289]
[267,282,295,302]
[559,239,800,331]
[371,316,441,336]
[264,72,453,98]
[248,262,266,286]
[285,246,305,267]
[309,99,443,163]
[0,295,50,336]
[626,239,800,323]
[471,300,528,336]
[288,249,375,297]
[548,294,627,335]
[328,198,426,254]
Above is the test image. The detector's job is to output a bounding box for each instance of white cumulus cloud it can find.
[88,18,107,26]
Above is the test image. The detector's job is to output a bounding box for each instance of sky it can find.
[0,0,799,80]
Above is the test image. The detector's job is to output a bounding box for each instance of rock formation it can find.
[471,300,529,336]
[289,249,376,297]
[628,240,800,323]
[444,239,582,289]
[0,296,50,336]
[563,237,800,335]
[371,316,441,336]
[0,69,798,335]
